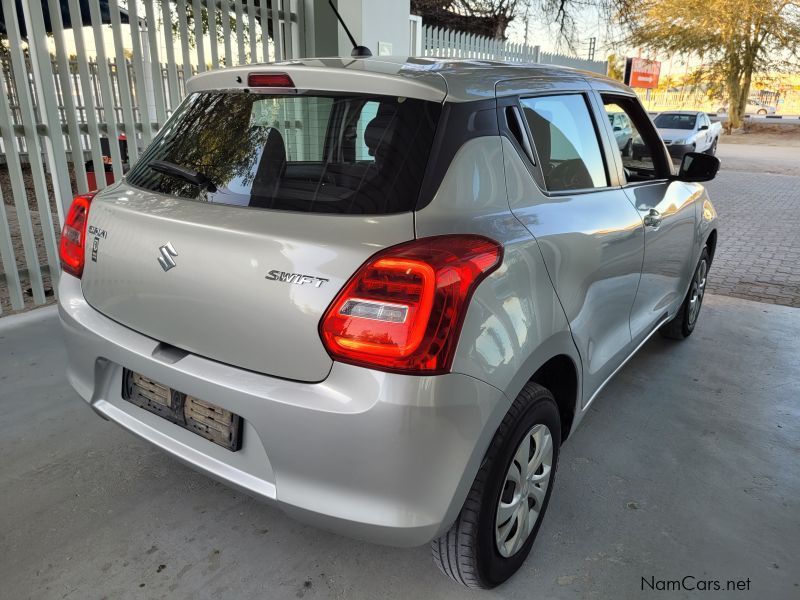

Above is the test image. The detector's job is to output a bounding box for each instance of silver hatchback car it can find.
[58,57,719,588]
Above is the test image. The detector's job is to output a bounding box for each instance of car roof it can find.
[187,56,629,103]
[657,111,704,115]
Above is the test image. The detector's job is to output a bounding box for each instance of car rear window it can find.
[126,92,442,214]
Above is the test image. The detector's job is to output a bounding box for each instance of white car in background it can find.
[635,111,721,161]
[717,99,776,115]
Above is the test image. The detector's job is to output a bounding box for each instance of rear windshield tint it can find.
[126,92,442,214]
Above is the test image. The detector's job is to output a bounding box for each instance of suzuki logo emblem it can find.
[158,242,178,271]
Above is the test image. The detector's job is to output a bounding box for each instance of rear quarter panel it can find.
[414,135,580,406]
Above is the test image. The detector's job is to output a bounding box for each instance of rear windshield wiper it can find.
[149,160,217,192]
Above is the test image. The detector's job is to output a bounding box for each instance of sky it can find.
[502,3,707,81]
[503,2,615,57]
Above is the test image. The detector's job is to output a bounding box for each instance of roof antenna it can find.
[328,0,372,58]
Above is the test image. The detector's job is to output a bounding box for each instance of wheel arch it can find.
[529,354,579,443]
[705,228,718,265]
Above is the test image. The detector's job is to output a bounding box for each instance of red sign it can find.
[625,57,661,89]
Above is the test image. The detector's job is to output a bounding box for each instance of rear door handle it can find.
[643,208,662,228]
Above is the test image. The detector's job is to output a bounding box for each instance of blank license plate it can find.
[122,369,243,451]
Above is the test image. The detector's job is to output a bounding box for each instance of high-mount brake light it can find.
[59,193,96,278]
[320,235,503,375]
[247,72,295,88]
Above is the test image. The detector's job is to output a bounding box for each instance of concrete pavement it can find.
[715,142,800,176]
[2,296,798,599]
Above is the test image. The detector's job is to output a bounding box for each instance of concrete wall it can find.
[335,0,410,57]
[304,0,340,57]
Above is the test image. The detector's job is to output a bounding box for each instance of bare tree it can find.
[410,0,525,39]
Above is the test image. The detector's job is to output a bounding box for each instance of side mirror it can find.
[699,124,709,130]
[674,152,720,183]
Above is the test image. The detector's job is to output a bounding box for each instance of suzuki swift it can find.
[58,57,719,588]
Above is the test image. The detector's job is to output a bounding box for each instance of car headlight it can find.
[672,137,689,145]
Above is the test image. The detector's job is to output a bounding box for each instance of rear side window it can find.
[520,94,608,191]
[126,92,441,214]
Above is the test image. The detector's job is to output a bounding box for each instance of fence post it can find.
[193,0,207,70]
[425,25,431,56]
[259,0,270,62]
[143,0,168,125]
[235,0,246,64]
[127,0,155,146]
[176,0,193,81]
[208,0,220,68]
[109,0,139,164]
[66,0,106,188]
[160,0,181,111]
[88,0,125,180]
[295,0,306,60]
[247,0,258,62]
[0,93,26,310]
[0,0,60,299]
[271,0,283,61]
[20,0,73,221]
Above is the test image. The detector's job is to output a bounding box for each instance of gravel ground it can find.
[0,163,75,315]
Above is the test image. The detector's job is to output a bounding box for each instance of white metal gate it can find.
[0,0,304,315]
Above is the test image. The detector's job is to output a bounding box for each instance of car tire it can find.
[659,248,710,340]
[623,139,633,157]
[431,382,561,589]
[706,139,717,156]
[757,109,767,115]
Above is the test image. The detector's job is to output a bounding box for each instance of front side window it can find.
[520,94,608,191]
[602,96,671,183]
[126,92,441,215]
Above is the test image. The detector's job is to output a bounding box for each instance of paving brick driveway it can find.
[703,168,800,308]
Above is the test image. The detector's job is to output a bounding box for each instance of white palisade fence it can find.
[420,24,608,74]
[0,0,303,315]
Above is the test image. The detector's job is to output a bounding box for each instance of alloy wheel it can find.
[495,423,553,557]
[688,259,708,326]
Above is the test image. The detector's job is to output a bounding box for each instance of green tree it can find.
[623,0,800,128]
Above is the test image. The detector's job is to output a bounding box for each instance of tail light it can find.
[247,72,295,88]
[59,193,96,278]
[320,235,502,375]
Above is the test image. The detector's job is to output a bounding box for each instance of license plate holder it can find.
[122,369,243,452]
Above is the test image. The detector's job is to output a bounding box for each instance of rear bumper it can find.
[58,274,509,547]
